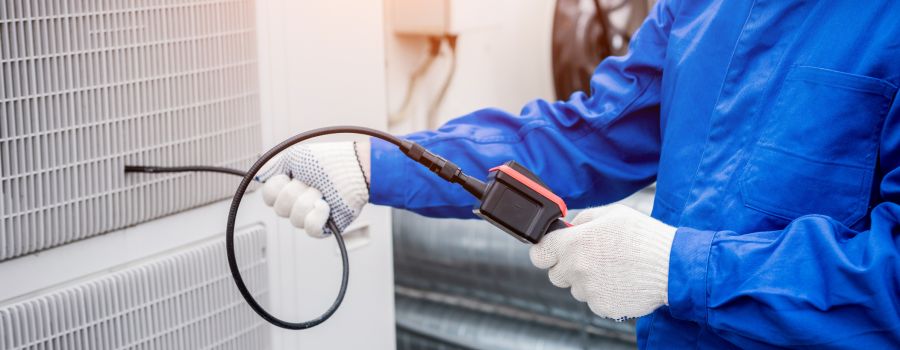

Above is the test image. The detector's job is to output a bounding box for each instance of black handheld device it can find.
[475,161,570,243]
[401,144,571,244]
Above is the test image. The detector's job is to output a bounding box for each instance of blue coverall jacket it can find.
[370,0,900,348]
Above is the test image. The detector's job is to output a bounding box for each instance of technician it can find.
[258,1,900,348]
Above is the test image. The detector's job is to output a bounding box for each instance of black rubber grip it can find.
[547,219,571,234]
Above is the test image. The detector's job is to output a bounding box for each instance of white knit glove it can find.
[256,142,369,237]
[529,204,676,320]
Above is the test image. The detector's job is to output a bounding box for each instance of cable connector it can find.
[402,142,457,180]
[401,141,486,199]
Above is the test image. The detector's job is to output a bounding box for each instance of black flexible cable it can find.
[125,165,248,177]
[125,165,347,329]
[223,126,404,329]
[127,125,480,330]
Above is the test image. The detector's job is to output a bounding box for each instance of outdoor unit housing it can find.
[0,226,269,350]
[0,1,396,349]
[0,0,261,261]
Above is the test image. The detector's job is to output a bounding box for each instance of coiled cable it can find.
[127,125,483,330]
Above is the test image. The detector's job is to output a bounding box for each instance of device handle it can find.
[547,218,572,233]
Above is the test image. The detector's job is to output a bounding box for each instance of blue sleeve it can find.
[370,0,676,218]
[667,98,900,347]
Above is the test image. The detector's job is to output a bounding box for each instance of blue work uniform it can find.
[370,0,900,348]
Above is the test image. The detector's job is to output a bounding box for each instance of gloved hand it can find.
[256,142,369,237]
[529,204,676,320]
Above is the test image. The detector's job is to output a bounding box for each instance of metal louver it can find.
[0,0,262,261]
[0,225,269,350]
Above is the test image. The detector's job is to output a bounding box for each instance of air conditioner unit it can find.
[0,1,395,349]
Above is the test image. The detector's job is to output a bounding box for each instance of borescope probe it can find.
[126,125,570,330]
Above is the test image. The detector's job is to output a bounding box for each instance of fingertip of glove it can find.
[303,223,326,238]
[570,285,587,302]
[288,187,321,229]
[529,241,556,269]
[261,174,290,206]
[274,180,307,217]
[547,265,571,288]
[304,199,331,238]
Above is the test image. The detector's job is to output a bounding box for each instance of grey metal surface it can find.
[0,0,261,261]
[393,209,637,335]
[396,294,635,350]
[393,209,638,349]
[0,225,269,350]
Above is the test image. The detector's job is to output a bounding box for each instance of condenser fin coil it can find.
[0,225,270,350]
[0,0,262,261]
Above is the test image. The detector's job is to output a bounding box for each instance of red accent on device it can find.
[489,165,568,217]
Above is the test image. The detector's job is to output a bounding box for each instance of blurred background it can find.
[0,0,654,349]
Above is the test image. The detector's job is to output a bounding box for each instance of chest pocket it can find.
[739,66,896,227]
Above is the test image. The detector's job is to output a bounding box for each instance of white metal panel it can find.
[0,0,262,261]
[0,0,396,348]
[391,0,505,36]
[0,193,269,303]
[0,225,269,350]
[384,0,556,134]
[254,1,396,349]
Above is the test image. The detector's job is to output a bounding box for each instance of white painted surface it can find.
[255,0,396,349]
[0,193,270,304]
[391,0,505,36]
[0,224,270,350]
[1,1,395,349]
[385,0,557,133]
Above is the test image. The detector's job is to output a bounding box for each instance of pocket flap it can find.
[740,146,871,226]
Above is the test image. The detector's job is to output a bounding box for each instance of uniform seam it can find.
[677,0,757,226]
[786,76,896,96]
[703,230,720,327]
[418,119,599,148]
[754,143,871,169]
[792,65,898,93]
[589,75,662,132]
[418,134,522,146]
